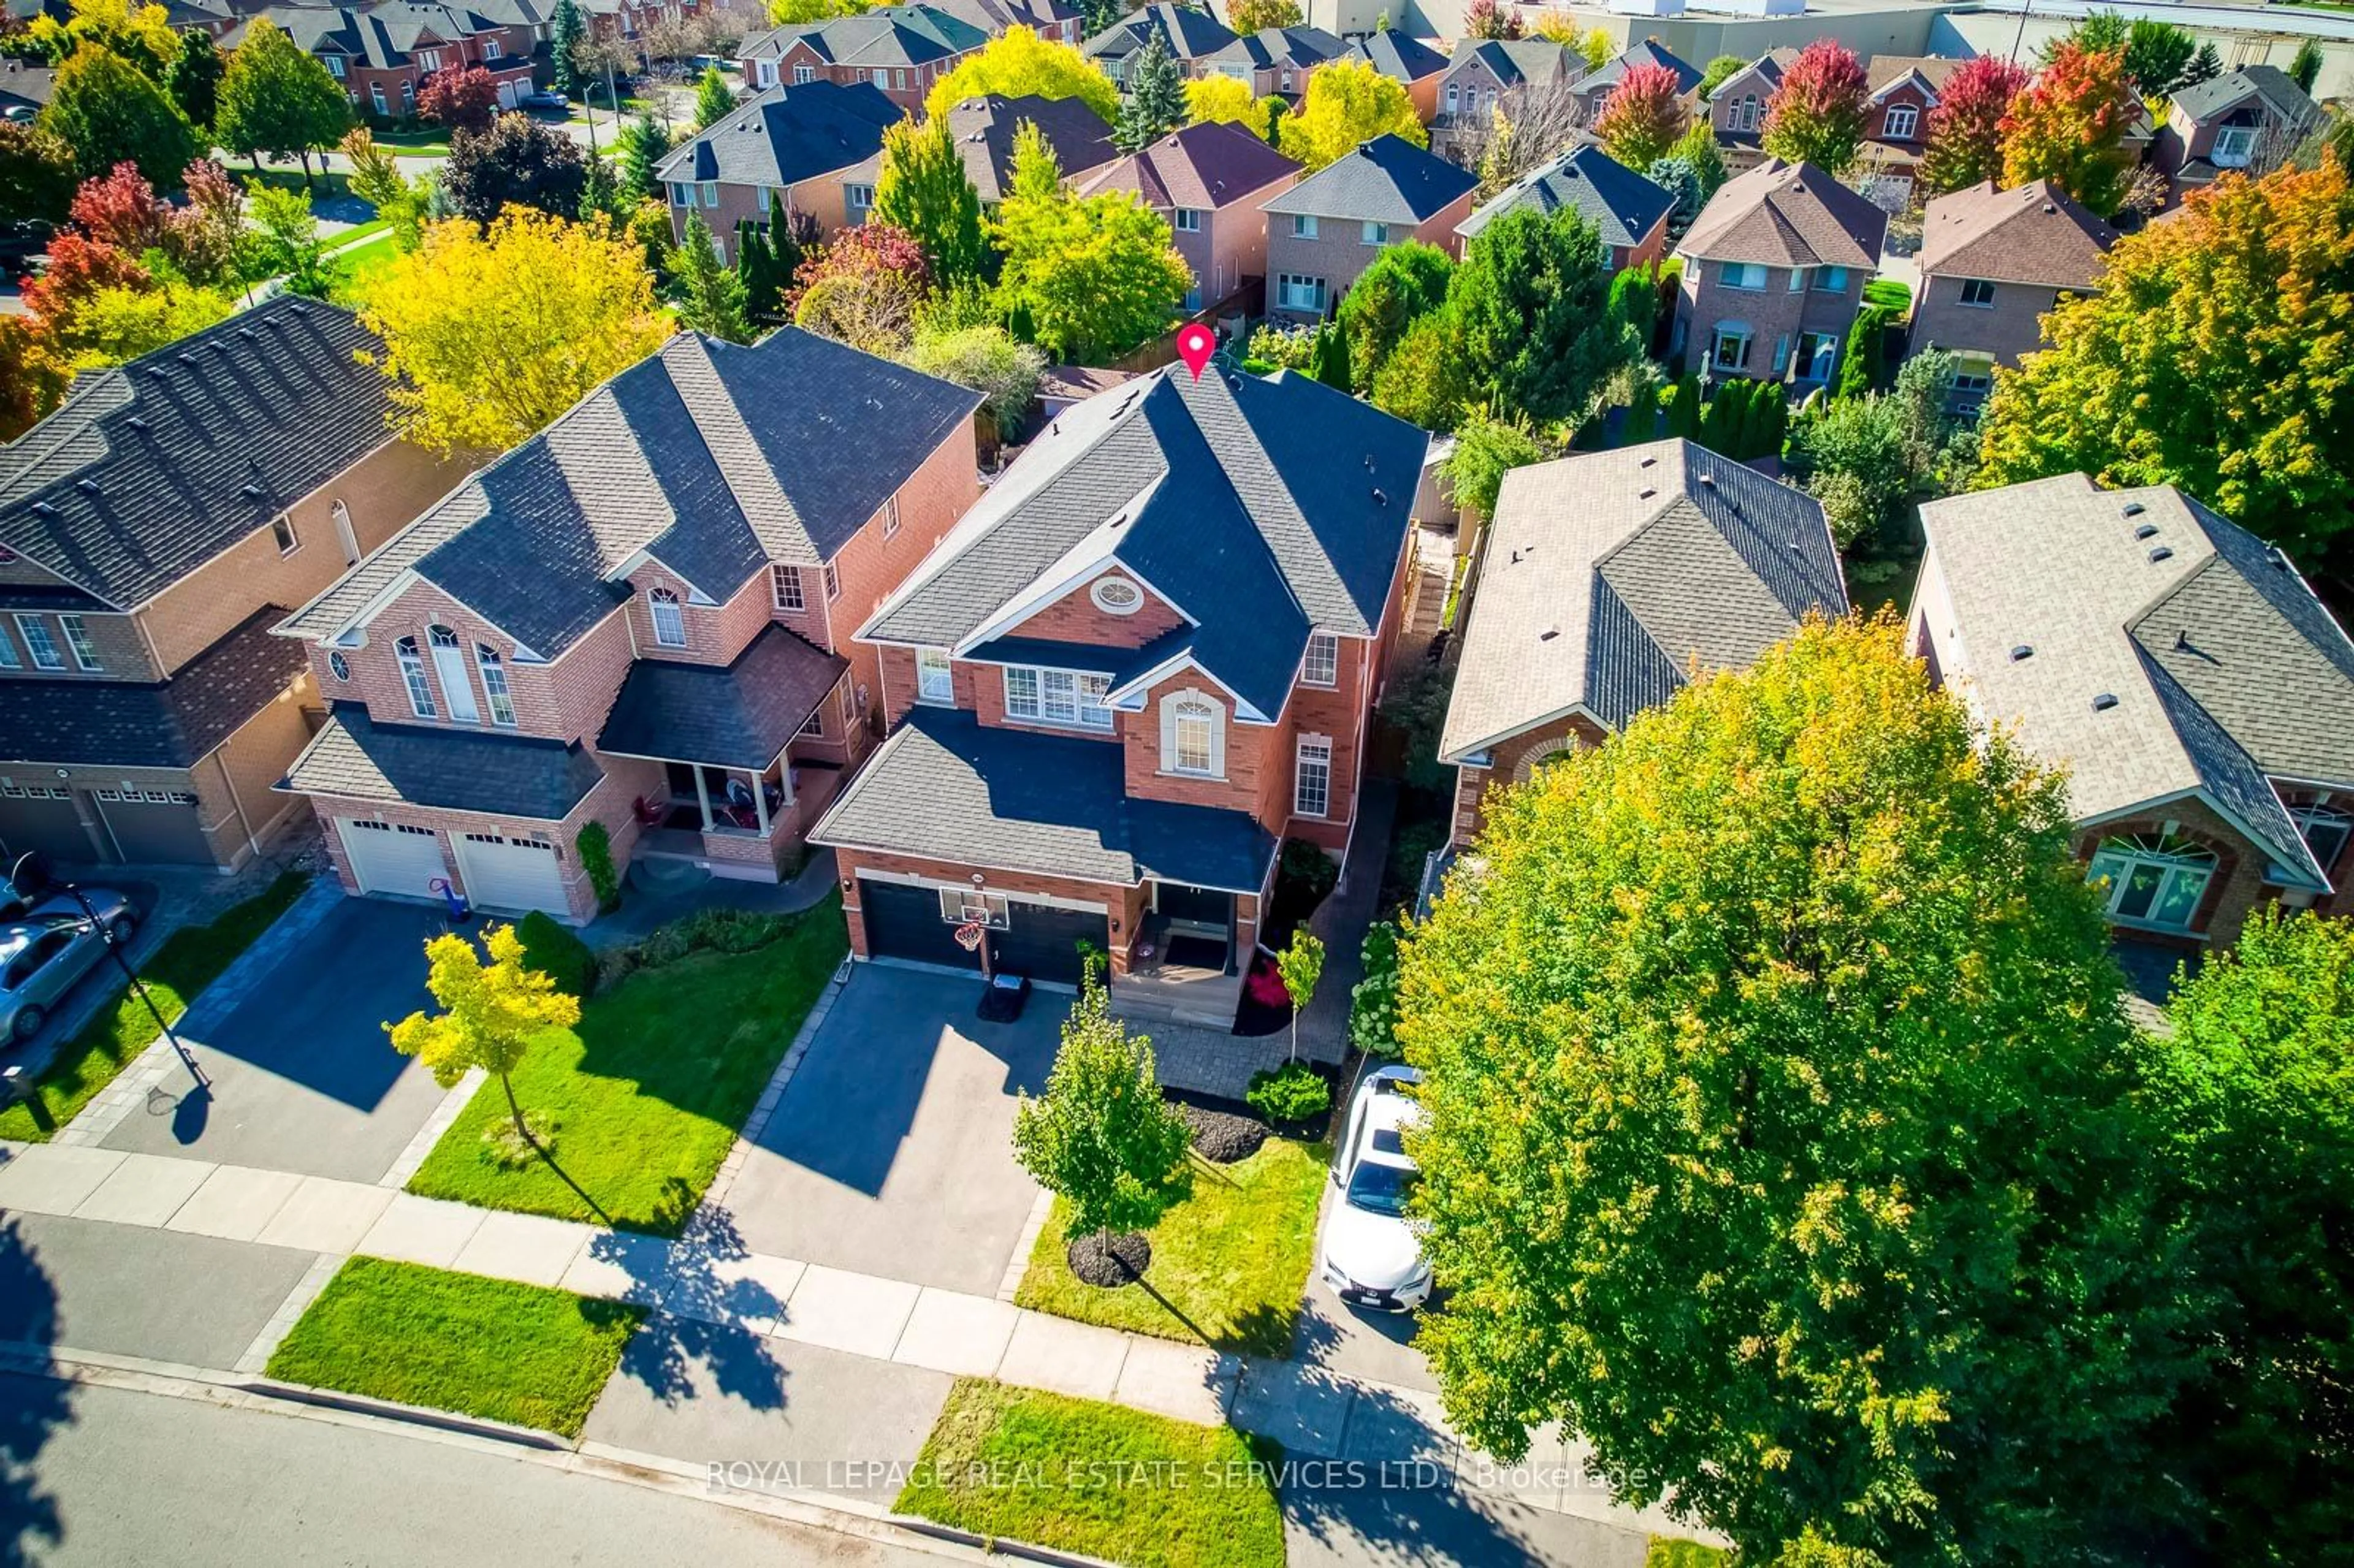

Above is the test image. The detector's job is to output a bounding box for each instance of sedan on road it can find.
[1319,1064,1431,1312]
[0,889,137,1043]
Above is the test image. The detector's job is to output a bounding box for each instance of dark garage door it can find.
[96,791,214,865]
[859,878,1107,987]
[0,788,95,864]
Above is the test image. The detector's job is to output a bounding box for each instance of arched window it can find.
[1163,692,1222,778]
[395,636,436,718]
[427,623,479,722]
[476,645,517,727]
[649,586,686,647]
[2290,803,2352,878]
[2087,831,2217,932]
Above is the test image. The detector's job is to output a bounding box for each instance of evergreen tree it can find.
[164,31,223,133]
[1310,322,1351,390]
[1664,370,1701,438]
[873,112,987,284]
[668,213,753,343]
[735,218,786,325]
[2287,38,2322,95]
[617,109,669,202]
[767,189,813,278]
[549,0,585,96]
[695,64,736,131]
[1750,379,1786,460]
[1116,33,1184,153]
[1620,376,1658,444]
[1837,303,1893,399]
[2181,41,2223,87]
[1448,205,1632,424]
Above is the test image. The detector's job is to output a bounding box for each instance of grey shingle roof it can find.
[1918,178,2116,289]
[1344,29,1447,85]
[283,704,606,820]
[1678,157,1886,269]
[657,80,902,188]
[0,298,394,611]
[1260,134,1476,226]
[598,625,846,770]
[1439,440,1846,761]
[1200,24,1345,73]
[740,4,989,67]
[1457,143,1674,248]
[0,608,302,767]
[2171,64,2318,128]
[1577,39,1701,96]
[808,706,1277,892]
[863,365,1425,720]
[1085,3,1236,64]
[1443,37,1578,91]
[1917,474,2354,888]
[279,330,979,661]
[1072,121,1301,211]
[926,93,1118,202]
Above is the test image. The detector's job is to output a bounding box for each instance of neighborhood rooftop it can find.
[1458,142,1675,246]
[1073,121,1301,211]
[1680,156,1888,268]
[1919,178,2117,288]
[656,80,902,190]
[739,3,989,67]
[1262,134,1478,226]
[0,608,301,767]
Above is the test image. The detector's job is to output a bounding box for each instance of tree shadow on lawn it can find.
[598,1198,788,1415]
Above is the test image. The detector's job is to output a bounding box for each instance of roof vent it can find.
[2092,693,2119,712]
[2122,501,2146,517]
[2010,644,2033,661]
[28,500,55,517]
[1371,487,1387,506]
[2149,545,2174,563]
[241,482,264,498]
[177,352,197,364]
[1638,454,1656,467]
[1637,486,1656,500]
[74,478,99,495]
[2268,546,2293,572]
[235,327,257,341]
[126,416,148,432]
[1697,473,1715,488]
[1537,626,1560,641]
[2133,523,2158,539]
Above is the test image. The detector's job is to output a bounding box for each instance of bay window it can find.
[2087,831,2217,932]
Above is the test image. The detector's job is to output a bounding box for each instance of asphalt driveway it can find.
[102,899,452,1184]
[717,964,1059,1295]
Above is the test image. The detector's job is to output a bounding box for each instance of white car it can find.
[1319,1064,1431,1311]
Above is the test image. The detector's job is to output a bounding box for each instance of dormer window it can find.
[649,585,686,647]
[1164,692,1223,778]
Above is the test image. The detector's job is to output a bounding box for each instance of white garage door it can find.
[340,819,450,898]
[453,830,568,916]
[496,80,520,108]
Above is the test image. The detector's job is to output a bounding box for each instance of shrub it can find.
[1349,921,1403,1057]
[1246,1060,1330,1124]
[575,821,620,913]
[1247,321,1319,370]
[622,905,794,973]
[514,910,596,1000]
[1278,837,1339,906]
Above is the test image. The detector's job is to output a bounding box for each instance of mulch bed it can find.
[1067,1230,1151,1287]
[1184,1103,1270,1164]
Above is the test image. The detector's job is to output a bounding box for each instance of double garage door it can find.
[337,821,568,916]
[859,878,1107,987]
[0,786,210,866]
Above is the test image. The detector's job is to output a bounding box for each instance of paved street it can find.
[0,1371,953,1568]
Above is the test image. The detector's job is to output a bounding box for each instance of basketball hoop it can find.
[953,919,985,952]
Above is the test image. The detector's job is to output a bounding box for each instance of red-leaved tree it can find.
[1916,53,2030,196]
[67,162,175,255]
[19,231,149,333]
[1463,0,1523,42]
[785,220,932,313]
[1760,38,1868,173]
[419,66,502,132]
[2000,43,2137,217]
[1593,63,1690,170]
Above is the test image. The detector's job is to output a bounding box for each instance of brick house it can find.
[1195,23,1347,101]
[656,80,902,258]
[737,4,988,110]
[1673,158,1886,387]
[1911,178,2116,403]
[273,329,983,923]
[1848,55,1965,208]
[581,0,699,44]
[1430,38,1581,165]
[1456,140,1674,275]
[231,2,536,121]
[809,364,1427,1026]
[1910,474,2354,984]
[1438,439,1846,848]
[1704,47,1795,173]
[1262,134,1478,321]
[1073,121,1301,311]
[2155,65,2321,197]
[1341,27,1449,123]
[842,93,1118,209]
[0,299,463,874]
[919,0,1081,45]
[1566,37,1703,118]
[1085,3,1240,89]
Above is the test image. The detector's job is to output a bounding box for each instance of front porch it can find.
[628,750,850,880]
[1113,881,1249,1029]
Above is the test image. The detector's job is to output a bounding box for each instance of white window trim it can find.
[649,585,687,648]
[15,614,61,670]
[476,644,517,727]
[823,560,841,601]
[1882,104,1918,139]
[1959,277,1997,308]
[396,636,436,718]
[1159,689,1225,778]
[915,646,954,704]
[1294,733,1331,818]
[771,563,806,612]
[1720,261,1766,291]
[1002,664,1113,731]
[0,626,20,668]
[59,614,100,672]
[1172,207,1201,232]
[1291,213,1318,239]
[1300,631,1339,688]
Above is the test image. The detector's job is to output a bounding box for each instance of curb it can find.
[236,1377,574,1451]
[888,1515,1126,1568]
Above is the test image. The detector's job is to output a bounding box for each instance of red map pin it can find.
[1176,323,1216,380]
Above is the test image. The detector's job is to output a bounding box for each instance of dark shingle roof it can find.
[740,4,989,67]
[0,608,303,767]
[0,299,394,611]
[283,704,606,819]
[1072,121,1300,211]
[1678,157,1886,268]
[1260,134,1476,226]
[598,625,847,769]
[937,93,1118,201]
[1578,38,1702,96]
[657,80,903,188]
[1457,143,1674,247]
[1344,28,1447,85]
[1442,37,1578,91]
[280,330,980,661]
[864,365,1425,720]
[2171,64,2318,128]
[1200,23,1345,73]
[809,706,1277,892]
[1085,2,1236,64]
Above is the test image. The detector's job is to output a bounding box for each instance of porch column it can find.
[750,769,770,836]
[692,766,714,831]
[775,748,794,807]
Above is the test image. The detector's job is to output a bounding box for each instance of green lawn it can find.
[0,873,305,1143]
[1862,276,1913,313]
[1647,1537,1730,1567]
[332,215,393,247]
[329,229,402,307]
[1015,1136,1327,1358]
[896,1380,1285,1568]
[372,126,453,153]
[405,900,845,1234]
[265,1257,641,1438]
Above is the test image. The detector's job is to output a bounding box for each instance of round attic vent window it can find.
[1091,576,1143,615]
[329,652,350,682]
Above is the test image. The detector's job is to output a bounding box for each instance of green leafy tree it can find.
[2287,38,2323,96]
[666,213,753,342]
[694,64,736,130]
[992,126,1187,362]
[1116,32,1184,153]
[1447,204,1630,425]
[1667,116,1726,204]
[1398,616,2190,1565]
[1593,63,1688,170]
[1349,921,1403,1057]
[40,43,196,189]
[1335,240,1451,394]
[1011,975,1192,1253]
[2122,17,2197,97]
[48,280,232,370]
[244,180,337,295]
[1227,0,1301,28]
[1369,309,1469,431]
[1697,53,1746,101]
[1183,74,1262,134]
[1308,321,1350,390]
[874,112,988,284]
[548,0,584,95]
[1792,350,1959,547]
[163,30,223,132]
[24,0,176,74]
[1760,38,1868,173]
[1277,58,1426,169]
[1441,405,1550,519]
[1999,41,2137,217]
[0,122,78,224]
[2043,7,2127,64]
[617,109,671,203]
[926,26,1119,123]
[2138,909,2354,1561]
[902,322,1045,441]
[1978,160,2354,575]
[213,20,348,189]
[387,924,583,1166]
[1275,929,1324,1063]
[1620,375,1659,444]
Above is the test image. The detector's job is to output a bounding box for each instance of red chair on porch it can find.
[631,795,665,828]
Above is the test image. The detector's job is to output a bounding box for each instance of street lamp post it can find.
[9,852,203,1088]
